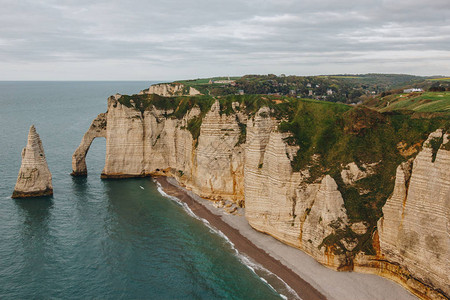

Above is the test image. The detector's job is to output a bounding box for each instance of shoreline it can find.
[155,176,418,300]
[155,176,323,300]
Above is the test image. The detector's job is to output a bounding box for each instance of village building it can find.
[403,88,423,93]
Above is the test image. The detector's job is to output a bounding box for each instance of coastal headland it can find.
[72,79,449,299]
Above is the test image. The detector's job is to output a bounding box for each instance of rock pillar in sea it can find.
[12,125,53,198]
[71,113,107,176]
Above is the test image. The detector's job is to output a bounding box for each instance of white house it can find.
[403,88,423,93]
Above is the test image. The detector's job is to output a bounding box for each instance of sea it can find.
[0,82,287,299]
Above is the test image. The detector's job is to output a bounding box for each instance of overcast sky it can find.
[0,0,449,80]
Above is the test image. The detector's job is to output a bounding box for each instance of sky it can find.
[0,0,449,80]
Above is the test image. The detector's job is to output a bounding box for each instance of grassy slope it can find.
[365,91,450,115]
[427,77,450,81]
[378,91,450,114]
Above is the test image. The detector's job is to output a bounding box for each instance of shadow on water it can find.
[71,176,89,197]
[14,197,54,232]
[13,197,55,277]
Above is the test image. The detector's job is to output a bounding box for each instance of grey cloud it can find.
[0,0,448,80]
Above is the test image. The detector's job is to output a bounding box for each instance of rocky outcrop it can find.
[76,97,245,205]
[12,125,53,198]
[244,112,350,269]
[72,113,107,176]
[187,100,245,202]
[341,162,376,185]
[140,83,201,96]
[376,129,449,299]
[188,87,202,96]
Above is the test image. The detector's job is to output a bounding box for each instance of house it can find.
[238,90,245,95]
[210,77,235,85]
[326,89,333,95]
[306,83,312,88]
[308,90,313,96]
[403,88,423,93]
[214,80,235,84]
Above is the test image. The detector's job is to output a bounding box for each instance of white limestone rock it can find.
[141,83,201,96]
[243,110,350,269]
[378,129,450,298]
[72,113,107,176]
[12,125,53,198]
[341,162,376,185]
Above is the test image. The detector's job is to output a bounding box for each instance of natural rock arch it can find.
[71,113,107,176]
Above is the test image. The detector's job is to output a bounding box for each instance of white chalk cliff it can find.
[12,125,53,198]
[140,83,201,97]
[72,95,449,299]
[72,113,107,176]
[376,129,449,299]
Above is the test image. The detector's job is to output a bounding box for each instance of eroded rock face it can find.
[187,100,245,202]
[141,83,201,97]
[243,110,350,268]
[377,129,450,298]
[340,162,376,185]
[244,113,350,268]
[72,113,107,176]
[84,97,246,204]
[12,125,53,198]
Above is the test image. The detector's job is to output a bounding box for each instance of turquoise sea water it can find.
[0,82,283,299]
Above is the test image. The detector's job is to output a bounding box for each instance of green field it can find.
[379,92,450,114]
[427,77,450,81]
[329,75,362,79]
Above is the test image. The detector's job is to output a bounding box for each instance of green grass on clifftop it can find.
[118,94,216,116]
[279,100,448,254]
[367,91,450,115]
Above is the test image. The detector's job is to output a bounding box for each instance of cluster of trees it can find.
[230,74,382,104]
[429,82,450,92]
[187,74,446,105]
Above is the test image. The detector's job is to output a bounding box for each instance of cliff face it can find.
[244,110,350,268]
[12,125,53,198]
[73,95,449,299]
[377,129,449,298]
[140,83,201,97]
[187,100,245,202]
[77,97,245,205]
[72,113,107,176]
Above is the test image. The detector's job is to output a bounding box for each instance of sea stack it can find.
[12,125,53,198]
